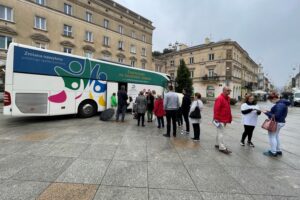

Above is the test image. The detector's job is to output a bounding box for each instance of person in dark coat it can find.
[116,85,128,122]
[146,91,155,122]
[135,91,147,126]
[181,88,192,134]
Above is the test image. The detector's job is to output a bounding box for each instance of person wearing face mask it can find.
[240,94,261,147]
[262,92,291,157]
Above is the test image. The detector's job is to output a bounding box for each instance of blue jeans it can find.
[268,123,285,154]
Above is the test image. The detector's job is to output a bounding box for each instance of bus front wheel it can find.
[78,100,97,118]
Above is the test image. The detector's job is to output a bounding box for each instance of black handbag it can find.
[189,101,201,119]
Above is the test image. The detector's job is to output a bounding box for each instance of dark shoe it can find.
[157,126,161,129]
[277,151,283,156]
[192,138,200,141]
[137,124,140,126]
[215,145,219,149]
[263,150,277,157]
[163,134,170,138]
[142,124,145,127]
[219,149,232,154]
[240,141,245,146]
[247,141,255,147]
[173,134,176,137]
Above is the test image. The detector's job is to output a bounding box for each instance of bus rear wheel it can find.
[78,100,97,118]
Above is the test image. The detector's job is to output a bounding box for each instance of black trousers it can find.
[166,110,177,136]
[157,116,164,128]
[241,125,255,142]
[137,113,145,126]
[177,108,183,126]
[182,112,190,132]
[192,123,200,139]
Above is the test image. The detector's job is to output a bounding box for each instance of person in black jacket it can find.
[146,91,154,122]
[181,89,192,134]
[116,85,128,122]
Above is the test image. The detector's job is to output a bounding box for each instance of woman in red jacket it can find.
[153,95,165,128]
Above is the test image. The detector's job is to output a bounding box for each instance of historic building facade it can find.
[0,0,154,70]
[154,39,259,100]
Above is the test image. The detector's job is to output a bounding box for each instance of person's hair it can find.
[121,85,125,91]
[267,92,279,100]
[157,94,162,99]
[244,94,256,104]
[168,85,173,91]
[139,91,144,95]
[112,93,116,95]
[194,93,201,99]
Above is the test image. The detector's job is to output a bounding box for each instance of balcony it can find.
[201,74,219,82]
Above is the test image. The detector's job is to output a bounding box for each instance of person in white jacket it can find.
[189,93,203,141]
[240,94,261,147]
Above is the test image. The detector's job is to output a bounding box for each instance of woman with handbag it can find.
[240,94,261,147]
[189,93,203,141]
[262,92,291,157]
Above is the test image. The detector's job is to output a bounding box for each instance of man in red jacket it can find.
[213,86,232,154]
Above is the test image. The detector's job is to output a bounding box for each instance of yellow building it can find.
[0,0,154,70]
[154,39,259,99]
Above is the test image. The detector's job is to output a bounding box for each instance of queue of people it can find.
[112,85,290,158]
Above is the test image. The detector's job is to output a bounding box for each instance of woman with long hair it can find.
[262,92,291,157]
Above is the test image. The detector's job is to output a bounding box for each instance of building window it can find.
[130,45,136,54]
[141,62,146,69]
[85,11,92,22]
[103,36,109,46]
[131,31,135,38]
[34,16,46,30]
[118,57,124,63]
[36,0,46,5]
[64,3,72,15]
[141,48,146,56]
[63,25,72,37]
[208,69,214,77]
[104,19,109,28]
[0,5,13,21]
[131,60,135,67]
[189,57,194,64]
[118,25,124,34]
[118,41,124,50]
[190,70,194,78]
[63,47,72,54]
[85,31,93,42]
[170,60,174,67]
[34,42,46,49]
[142,35,146,42]
[0,35,12,49]
[209,53,214,61]
[102,54,111,61]
[84,51,93,58]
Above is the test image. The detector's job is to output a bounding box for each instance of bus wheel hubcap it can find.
[82,104,93,114]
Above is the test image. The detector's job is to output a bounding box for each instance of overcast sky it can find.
[115,0,300,88]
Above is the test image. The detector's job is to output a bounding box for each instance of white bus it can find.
[3,43,170,117]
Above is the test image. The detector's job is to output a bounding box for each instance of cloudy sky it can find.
[115,0,300,88]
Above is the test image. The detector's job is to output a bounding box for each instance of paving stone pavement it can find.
[0,102,300,200]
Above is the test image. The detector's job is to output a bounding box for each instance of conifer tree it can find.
[175,59,193,93]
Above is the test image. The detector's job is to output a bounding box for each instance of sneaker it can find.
[263,150,277,157]
[163,134,170,138]
[215,145,219,149]
[192,137,200,141]
[277,151,283,156]
[219,149,232,154]
[240,141,245,146]
[247,141,255,147]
